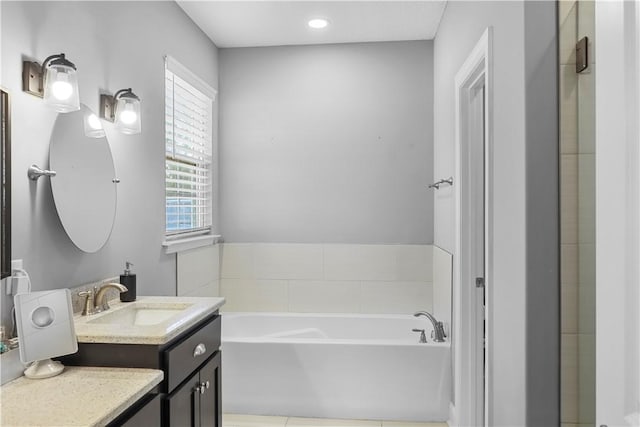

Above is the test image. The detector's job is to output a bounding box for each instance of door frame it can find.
[452,27,493,427]
[595,1,640,425]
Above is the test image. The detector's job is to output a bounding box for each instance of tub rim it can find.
[221,311,451,347]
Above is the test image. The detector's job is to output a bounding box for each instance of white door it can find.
[595,1,640,426]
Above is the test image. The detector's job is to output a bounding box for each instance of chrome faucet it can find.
[414,311,447,343]
[79,283,128,316]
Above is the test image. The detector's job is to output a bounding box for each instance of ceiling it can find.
[176,1,448,48]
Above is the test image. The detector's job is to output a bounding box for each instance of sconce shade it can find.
[42,55,80,113]
[114,89,141,135]
[84,112,105,138]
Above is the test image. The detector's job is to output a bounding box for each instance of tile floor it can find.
[223,414,448,427]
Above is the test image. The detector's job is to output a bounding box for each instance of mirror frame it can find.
[1,88,11,280]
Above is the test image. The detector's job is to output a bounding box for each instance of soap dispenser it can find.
[119,262,136,302]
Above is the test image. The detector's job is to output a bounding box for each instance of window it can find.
[164,57,216,239]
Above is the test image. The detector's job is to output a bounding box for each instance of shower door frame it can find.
[453,27,493,427]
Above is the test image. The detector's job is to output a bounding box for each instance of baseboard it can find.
[448,402,457,427]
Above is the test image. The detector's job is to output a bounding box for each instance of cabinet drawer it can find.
[164,315,221,392]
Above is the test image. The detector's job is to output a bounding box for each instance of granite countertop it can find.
[0,366,163,427]
[73,296,225,345]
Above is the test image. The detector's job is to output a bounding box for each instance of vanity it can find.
[1,295,224,426]
[62,296,225,426]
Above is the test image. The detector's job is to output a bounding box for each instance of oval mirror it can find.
[49,104,117,253]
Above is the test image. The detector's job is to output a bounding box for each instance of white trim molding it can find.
[452,27,493,427]
[164,55,218,100]
[595,1,640,425]
[162,234,221,254]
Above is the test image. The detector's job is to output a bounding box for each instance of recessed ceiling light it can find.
[308,18,329,29]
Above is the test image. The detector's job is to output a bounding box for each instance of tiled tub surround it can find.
[559,0,596,425]
[178,244,221,297]
[220,243,446,315]
[222,312,451,422]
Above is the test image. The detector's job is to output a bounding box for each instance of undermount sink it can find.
[74,296,225,345]
[87,302,194,326]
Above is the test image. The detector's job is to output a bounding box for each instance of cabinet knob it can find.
[198,381,210,394]
[193,343,207,357]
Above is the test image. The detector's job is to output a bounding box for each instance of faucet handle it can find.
[78,289,96,316]
[412,328,427,343]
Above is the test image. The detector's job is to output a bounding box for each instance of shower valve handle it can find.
[412,328,427,343]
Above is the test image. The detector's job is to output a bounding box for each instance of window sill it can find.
[162,234,221,254]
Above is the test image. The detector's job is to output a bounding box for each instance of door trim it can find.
[595,1,640,425]
[452,27,493,427]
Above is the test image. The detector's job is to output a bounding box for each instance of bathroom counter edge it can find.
[0,366,163,427]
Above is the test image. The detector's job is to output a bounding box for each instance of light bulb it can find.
[51,80,73,100]
[87,114,102,130]
[308,18,329,29]
[119,108,137,125]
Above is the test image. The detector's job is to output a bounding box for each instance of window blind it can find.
[165,65,214,236]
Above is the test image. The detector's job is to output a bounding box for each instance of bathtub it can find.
[221,312,451,422]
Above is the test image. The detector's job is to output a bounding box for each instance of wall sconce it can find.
[23,53,80,113]
[100,88,141,135]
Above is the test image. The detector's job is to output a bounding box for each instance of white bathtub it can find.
[221,312,451,422]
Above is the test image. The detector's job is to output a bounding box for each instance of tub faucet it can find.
[414,311,446,343]
[79,283,128,315]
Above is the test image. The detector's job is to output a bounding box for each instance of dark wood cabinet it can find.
[115,394,162,426]
[166,370,196,427]
[165,353,221,427]
[63,312,222,426]
[198,353,222,427]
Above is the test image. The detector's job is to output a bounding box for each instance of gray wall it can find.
[524,2,559,425]
[434,1,558,425]
[219,41,434,244]
[0,1,218,312]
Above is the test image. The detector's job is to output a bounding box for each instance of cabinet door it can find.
[166,370,199,427]
[198,353,222,427]
[120,394,161,427]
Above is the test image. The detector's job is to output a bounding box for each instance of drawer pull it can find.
[193,343,207,357]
